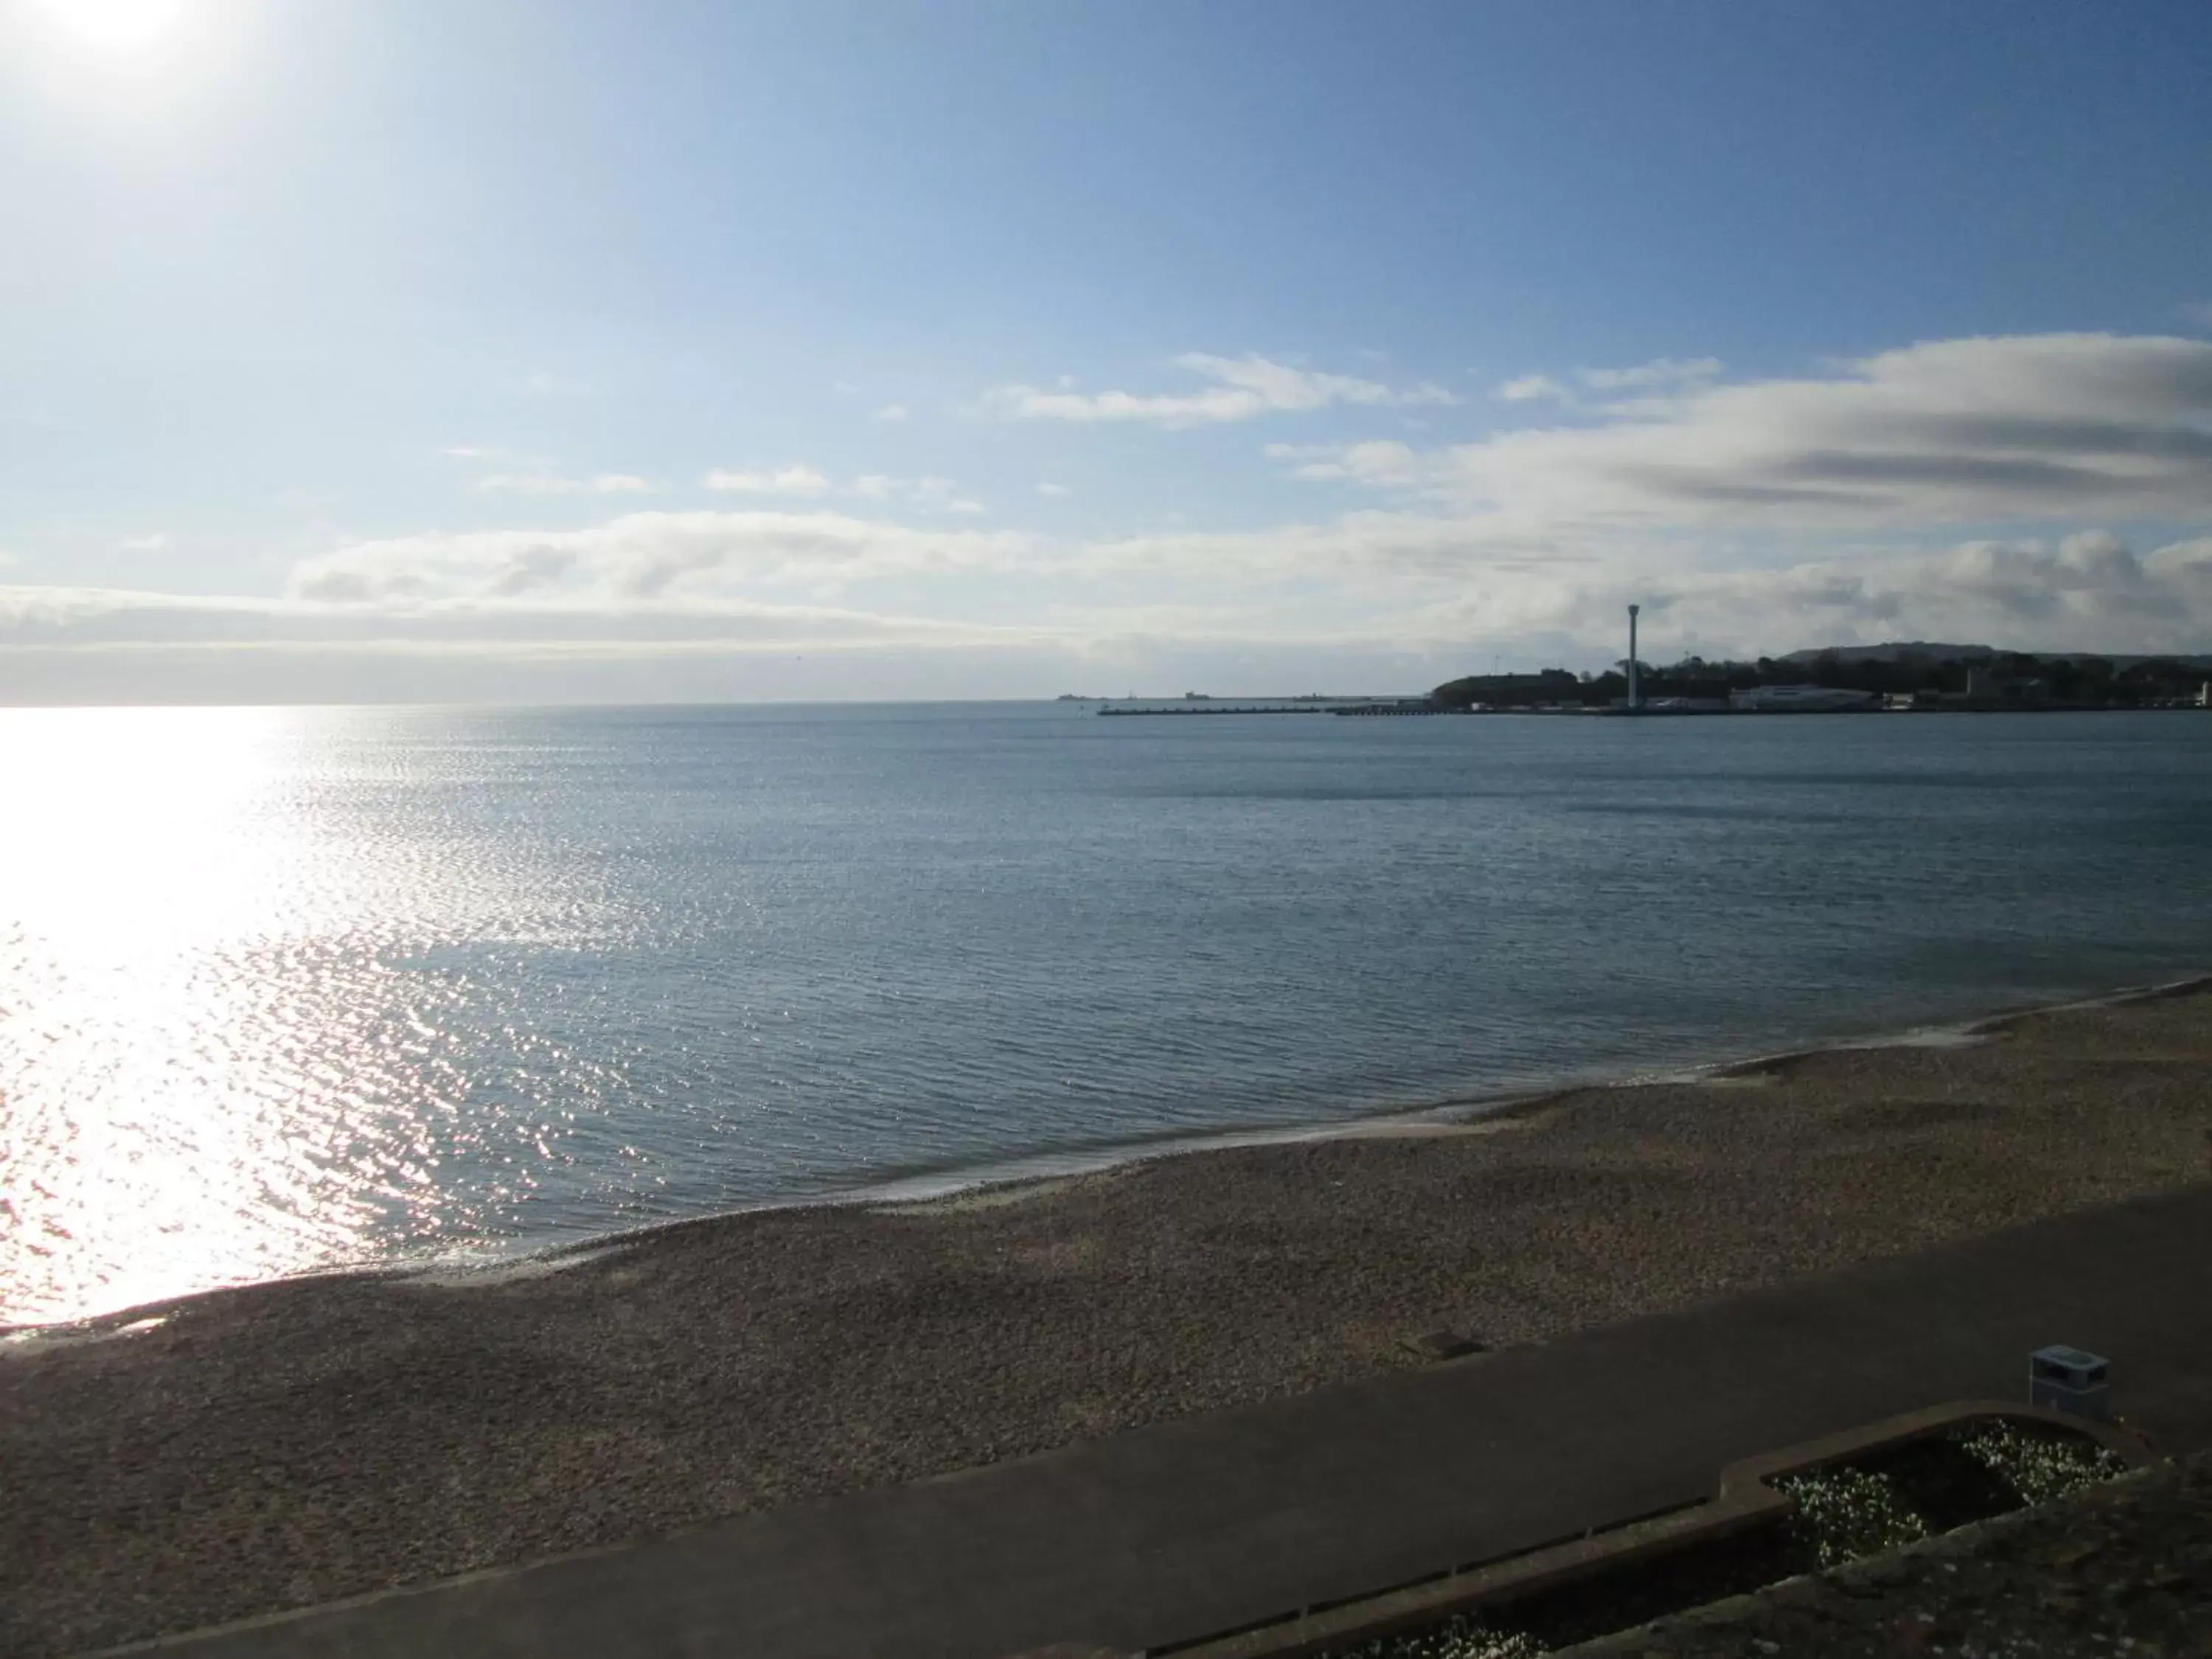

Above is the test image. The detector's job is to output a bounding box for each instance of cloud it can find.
[850,474,979,513]
[1289,333,2212,532]
[1496,374,1571,403]
[118,533,169,552]
[280,510,1042,607]
[985,353,1461,428]
[2182,300,2212,330]
[0,587,1062,711]
[10,513,2212,712]
[1265,440,1425,487]
[1497,358,1722,407]
[476,473,655,495]
[271,501,1590,621]
[702,465,832,495]
[1394,532,2212,661]
[8,329,2211,703]
[871,404,909,422]
[1576,356,1724,393]
[1037,482,1071,497]
[10,529,2212,676]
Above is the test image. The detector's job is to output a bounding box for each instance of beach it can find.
[5,981,2211,1657]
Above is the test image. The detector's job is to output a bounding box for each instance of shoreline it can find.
[599,963,2212,1229]
[6,974,2211,1654]
[7,967,2209,1339]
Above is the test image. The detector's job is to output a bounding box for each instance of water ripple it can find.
[5,703,2212,1324]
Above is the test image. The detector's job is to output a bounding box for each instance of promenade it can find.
[111,1184,2212,1659]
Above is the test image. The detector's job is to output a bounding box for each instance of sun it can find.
[26,0,190,53]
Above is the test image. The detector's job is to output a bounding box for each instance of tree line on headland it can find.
[1431,645,2212,711]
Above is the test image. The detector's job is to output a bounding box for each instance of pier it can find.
[1096,704,1335,717]
[1095,699,1439,717]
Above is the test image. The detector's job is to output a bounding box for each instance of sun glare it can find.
[27,0,189,53]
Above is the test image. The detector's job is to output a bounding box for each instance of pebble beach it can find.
[5,981,2211,1657]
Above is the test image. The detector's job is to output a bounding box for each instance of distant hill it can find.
[1783,643,2212,669]
[1780,642,1994,664]
[1429,644,2211,711]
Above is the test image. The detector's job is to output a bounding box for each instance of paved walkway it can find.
[115,1187,2212,1659]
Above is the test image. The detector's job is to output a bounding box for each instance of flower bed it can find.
[1326,1419,2129,1659]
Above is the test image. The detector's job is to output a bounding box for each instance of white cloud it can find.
[281,510,1042,607]
[1037,482,1071,497]
[871,403,909,422]
[2181,300,2212,329]
[1265,440,1425,487]
[849,474,978,512]
[1391,532,2212,661]
[1576,356,1724,393]
[9,529,2212,677]
[986,352,1461,428]
[702,465,832,495]
[0,584,1062,703]
[118,533,169,552]
[1496,374,1571,403]
[477,473,655,496]
[1497,358,1722,408]
[1295,333,2212,532]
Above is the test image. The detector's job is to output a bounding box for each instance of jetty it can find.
[1096,704,1334,717]
[1095,698,1434,717]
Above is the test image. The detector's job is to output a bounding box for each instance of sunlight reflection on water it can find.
[0,707,605,1324]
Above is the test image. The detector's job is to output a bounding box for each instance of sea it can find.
[4,702,2209,1326]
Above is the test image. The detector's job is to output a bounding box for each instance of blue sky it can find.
[4,0,2211,701]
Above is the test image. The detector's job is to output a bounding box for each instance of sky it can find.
[3,0,2211,703]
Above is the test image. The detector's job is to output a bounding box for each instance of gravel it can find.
[4,987,2210,1657]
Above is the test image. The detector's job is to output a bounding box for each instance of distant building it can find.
[1621,695,1731,713]
[1728,685,1879,712]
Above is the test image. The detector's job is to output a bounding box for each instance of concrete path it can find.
[114,1186,2212,1659]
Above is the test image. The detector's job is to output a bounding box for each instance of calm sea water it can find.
[4,703,2209,1325]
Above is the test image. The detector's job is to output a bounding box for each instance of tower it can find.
[1627,605,1641,712]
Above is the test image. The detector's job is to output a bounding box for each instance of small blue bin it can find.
[2029,1344,2110,1420]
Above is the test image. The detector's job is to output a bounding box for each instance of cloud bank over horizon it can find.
[7,330,2212,703]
